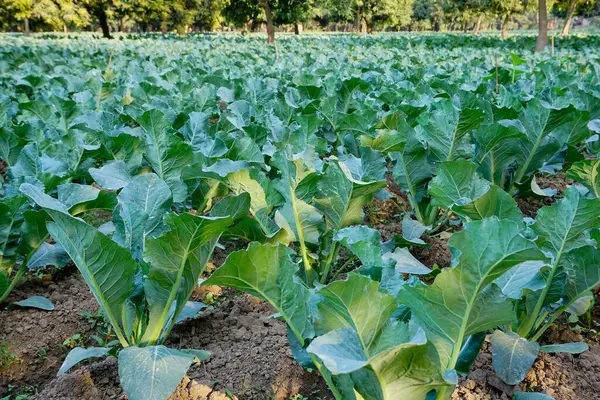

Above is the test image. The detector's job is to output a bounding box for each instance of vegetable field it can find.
[1,33,600,400]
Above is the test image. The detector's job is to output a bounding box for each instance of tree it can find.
[274,0,313,34]
[553,0,594,36]
[6,0,33,35]
[78,0,112,38]
[535,0,548,51]
[490,0,528,38]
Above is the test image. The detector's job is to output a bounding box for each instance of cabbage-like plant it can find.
[21,176,232,400]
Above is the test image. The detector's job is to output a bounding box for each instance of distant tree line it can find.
[0,0,598,42]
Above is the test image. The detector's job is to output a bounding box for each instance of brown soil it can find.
[0,266,98,398]
[516,173,573,218]
[34,294,330,400]
[454,341,600,400]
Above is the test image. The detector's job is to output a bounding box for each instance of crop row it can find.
[1,35,600,400]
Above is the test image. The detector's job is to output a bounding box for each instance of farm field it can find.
[1,32,600,400]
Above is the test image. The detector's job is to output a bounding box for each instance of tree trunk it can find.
[560,0,577,36]
[536,0,548,51]
[261,0,275,43]
[433,19,440,32]
[93,7,112,39]
[354,5,362,34]
[473,14,483,35]
[161,16,168,34]
[24,18,30,36]
[294,23,302,35]
[501,14,510,38]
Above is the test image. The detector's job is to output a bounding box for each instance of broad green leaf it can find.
[493,261,547,299]
[455,332,486,376]
[566,159,600,198]
[113,174,172,261]
[118,346,194,400]
[533,187,600,257]
[473,120,527,187]
[314,160,385,230]
[334,226,382,267]
[175,301,207,324]
[0,195,26,269]
[308,274,448,399]
[492,330,539,385]
[540,342,588,354]
[0,127,23,167]
[360,111,408,153]
[57,184,102,209]
[13,296,54,310]
[512,101,575,187]
[46,213,136,341]
[398,218,547,369]
[383,247,431,275]
[314,274,395,346]
[203,243,314,342]
[89,161,134,190]
[142,213,232,344]
[429,161,522,222]
[562,246,600,305]
[136,110,192,202]
[417,99,483,162]
[513,393,555,400]
[28,243,69,269]
[58,347,110,375]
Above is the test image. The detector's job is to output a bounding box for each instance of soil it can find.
[516,173,573,218]
[2,171,598,400]
[452,341,600,400]
[33,294,329,400]
[0,266,98,398]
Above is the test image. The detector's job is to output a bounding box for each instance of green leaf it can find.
[0,127,23,167]
[533,187,600,257]
[494,261,547,299]
[272,153,323,245]
[118,346,194,400]
[540,342,588,354]
[492,330,539,385]
[203,243,314,343]
[210,193,251,222]
[136,110,192,202]
[334,226,382,267]
[512,101,576,188]
[360,111,408,153]
[314,160,385,230]
[566,159,600,198]
[562,246,600,306]
[13,296,54,311]
[28,243,69,269]
[113,174,172,261]
[175,302,207,324]
[46,212,136,344]
[513,393,555,400]
[383,247,431,275]
[417,99,483,162]
[473,120,527,187]
[181,349,211,362]
[89,161,134,190]
[308,274,448,399]
[141,213,231,345]
[398,218,547,370]
[58,347,110,375]
[0,271,7,298]
[429,161,522,222]
[0,195,26,269]
[455,333,486,376]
